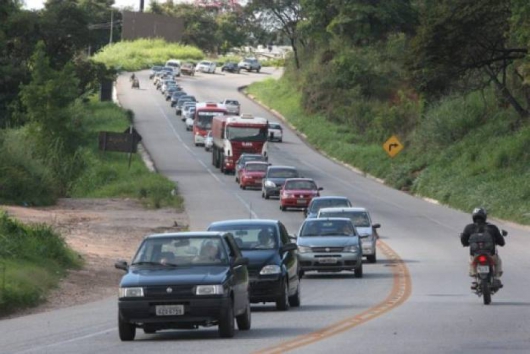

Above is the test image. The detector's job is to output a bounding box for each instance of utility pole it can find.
[109,9,114,44]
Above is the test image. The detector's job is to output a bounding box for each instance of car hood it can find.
[265,177,292,186]
[356,227,373,237]
[120,266,229,287]
[241,250,279,271]
[297,236,359,247]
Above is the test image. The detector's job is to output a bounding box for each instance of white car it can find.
[220,99,240,115]
[185,117,194,131]
[204,131,213,151]
[196,61,216,74]
[165,59,181,77]
[268,122,283,142]
[317,207,381,263]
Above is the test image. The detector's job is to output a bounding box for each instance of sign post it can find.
[98,127,142,169]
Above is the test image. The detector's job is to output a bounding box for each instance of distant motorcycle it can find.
[131,78,139,89]
[470,230,507,305]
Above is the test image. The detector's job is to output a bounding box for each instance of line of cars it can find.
[116,64,381,341]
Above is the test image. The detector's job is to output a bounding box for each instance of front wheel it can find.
[276,279,290,311]
[367,253,376,263]
[236,302,251,331]
[118,314,136,341]
[288,281,301,307]
[218,300,235,338]
[482,280,492,305]
[354,263,363,278]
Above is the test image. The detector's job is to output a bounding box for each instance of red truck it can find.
[211,114,269,174]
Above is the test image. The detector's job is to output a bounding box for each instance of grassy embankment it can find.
[248,78,530,225]
[92,38,284,71]
[0,212,81,316]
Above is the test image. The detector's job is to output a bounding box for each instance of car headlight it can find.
[119,287,144,298]
[344,245,360,253]
[260,265,281,275]
[283,192,293,198]
[195,285,225,295]
[297,246,312,253]
[265,180,276,187]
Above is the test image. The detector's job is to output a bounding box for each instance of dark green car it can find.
[115,232,251,341]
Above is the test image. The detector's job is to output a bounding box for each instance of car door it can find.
[278,222,299,295]
[223,234,248,314]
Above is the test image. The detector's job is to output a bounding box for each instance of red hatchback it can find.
[280,178,323,211]
[239,161,269,190]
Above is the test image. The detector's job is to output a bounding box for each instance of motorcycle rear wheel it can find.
[482,280,491,305]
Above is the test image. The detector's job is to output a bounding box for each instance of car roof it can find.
[244,161,269,165]
[285,178,314,182]
[318,207,368,213]
[302,217,353,224]
[208,219,279,227]
[145,231,226,239]
[310,196,350,201]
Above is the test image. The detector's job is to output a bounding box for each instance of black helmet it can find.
[472,207,487,222]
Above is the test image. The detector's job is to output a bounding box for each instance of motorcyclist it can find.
[460,207,505,288]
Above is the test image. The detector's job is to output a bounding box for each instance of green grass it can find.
[248,78,530,225]
[0,212,81,315]
[70,101,184,210]
[92,39,205,71]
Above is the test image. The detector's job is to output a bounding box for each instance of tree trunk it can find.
[485,67,529,120]
[290,37,300,70]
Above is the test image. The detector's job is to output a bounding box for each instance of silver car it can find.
[296,218,363,278]
[317,207,380,263]
[220,99,240,115]
[204,131,213,151]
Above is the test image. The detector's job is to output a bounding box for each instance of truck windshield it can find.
[195,111,225,129]
[226,126,267,141]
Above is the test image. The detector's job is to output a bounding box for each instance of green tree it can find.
[409,0,529,119]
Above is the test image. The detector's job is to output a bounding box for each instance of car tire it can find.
[280,205,286,211]
[218,299,235,338]
[288,281,301,307]
[298,269,305,278]
[240,184,246,190]
[354,263,363,278]
[236,301,251,331]
[367,253,376,263]
[279,138,283,143]
[118,314,136,341]
[263,190,270,200]
[276,279,290,311]
[257,68,261,73]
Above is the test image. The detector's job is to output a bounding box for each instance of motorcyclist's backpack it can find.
[469,224,495,254]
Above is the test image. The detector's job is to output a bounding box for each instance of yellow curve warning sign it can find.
[383,135,404,158]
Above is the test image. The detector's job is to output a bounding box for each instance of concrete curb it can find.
[113,79,157,173]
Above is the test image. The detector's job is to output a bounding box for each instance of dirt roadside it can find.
[1,198,188,319]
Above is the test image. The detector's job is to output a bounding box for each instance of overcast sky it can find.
[22,0,192,11]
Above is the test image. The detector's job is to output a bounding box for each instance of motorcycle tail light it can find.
[477,255,488,264]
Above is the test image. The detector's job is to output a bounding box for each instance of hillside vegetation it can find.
[248,0,530,225]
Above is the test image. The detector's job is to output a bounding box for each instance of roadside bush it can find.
[93,39,205,71]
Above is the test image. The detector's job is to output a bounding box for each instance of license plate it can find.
[319,258,338,264]
[476,265,489,274]
[297,199,307,205]
[156,305,184,316]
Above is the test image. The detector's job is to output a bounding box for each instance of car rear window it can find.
[225,100,239,105]
[300,220,355,237]
[319,211,371,228]
[208,224,278,250]
[245,163,268,172]
[269,124,282,129]
[285,180,317,190]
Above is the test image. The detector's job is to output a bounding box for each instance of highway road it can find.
[1,68,530,354]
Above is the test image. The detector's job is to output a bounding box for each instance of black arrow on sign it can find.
[388,143,399,152]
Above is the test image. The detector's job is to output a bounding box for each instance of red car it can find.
[239,161,269,190]
[280,178,323,211]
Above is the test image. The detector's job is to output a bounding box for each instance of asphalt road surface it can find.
[1,68,529,354]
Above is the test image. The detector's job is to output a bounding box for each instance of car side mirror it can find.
[501,230,508,237]
[233,257,249,267]
[318,187,324,191]
[281,243,297,253]
[115,260,128,271]
[372,224,381,229]
[289,234,297,241]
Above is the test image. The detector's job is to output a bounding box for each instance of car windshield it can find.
[269,124,281,129]
[268,168,298,178]
[300,220,355,237]
[310,199,350,213]
[240,155,265,165]
[226,126,267,141]
[245,163,268,172]
[152,66,163,71]
[200,61,212,66]
[285,180,317,190]
[319,211,371,227]
[208,224,278,250]
[132,236,228,266]
[196,110,225,129]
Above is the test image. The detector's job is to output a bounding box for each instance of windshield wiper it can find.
[131,261,178,267]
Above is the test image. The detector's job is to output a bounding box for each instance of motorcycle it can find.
[131,78,139,89]
[470,229,507,305]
